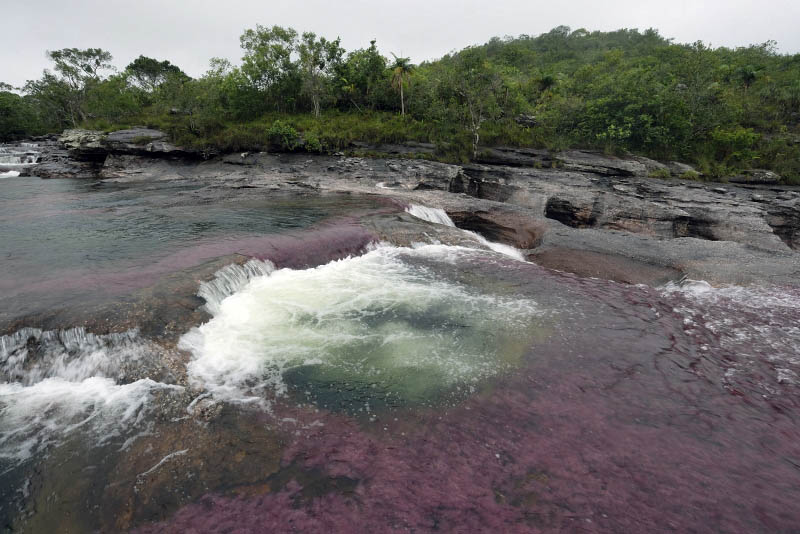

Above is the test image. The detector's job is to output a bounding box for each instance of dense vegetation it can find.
[3,26,800,182]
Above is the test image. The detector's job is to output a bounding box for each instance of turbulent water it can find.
[1,174,800,532]
[405,204,527,260]
[180,243,543,409]
[0,327,181,463]
[0,143,38,178]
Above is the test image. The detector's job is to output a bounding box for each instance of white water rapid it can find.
[404,204,527,261]
[180,244,544,406]
[0,144,40,178]
[0,328,181,464]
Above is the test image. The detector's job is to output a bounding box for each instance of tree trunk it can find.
[400,77,405,116]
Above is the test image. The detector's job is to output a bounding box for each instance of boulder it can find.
[729,169,782,185]
[554,150,648,177]
[474,146,552,167]
[667,161,699,177]
[105,128,166,145]
[631,155,670,176]
[58,128,198,161]
[350,141,436,157]
[59,129,107,161]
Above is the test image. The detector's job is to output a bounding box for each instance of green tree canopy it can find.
[125,56,189,92]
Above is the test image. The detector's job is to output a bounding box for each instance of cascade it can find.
[0,143,40,177]
[404,204,526,261]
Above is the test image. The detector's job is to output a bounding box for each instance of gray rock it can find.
[667,161,699,177]
[59,129,107,161]
[58,128,198,161]
[730,169,782,185]
[554,150,648,177]
[105,128,166,144]
[631,156,670,176]
[474,146,552,167]
[350,141,436,156]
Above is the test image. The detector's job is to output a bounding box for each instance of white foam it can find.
[181,244,543,403]
[0,328,181,463]
[405,204,526,261]
[405,205,456,227]
[463,230,527,261]
[0,171,20,178]
[660,280,800,388]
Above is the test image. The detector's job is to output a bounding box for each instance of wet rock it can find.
[448,209,548,249]
[19,144,800,293]
[30,137,102,178]
[765,199,800,249]
[529,248,682,286]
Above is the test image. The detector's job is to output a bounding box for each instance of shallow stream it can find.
[1,170,799,533]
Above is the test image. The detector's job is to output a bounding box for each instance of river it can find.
[1,150,799,533]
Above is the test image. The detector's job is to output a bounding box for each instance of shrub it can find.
[648,168,671,179]
[267,120,299,151]
[679,170,701,181]
[131,135,154,145]
[303,132,323,153]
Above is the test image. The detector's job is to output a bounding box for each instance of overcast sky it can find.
[3,0,799,87]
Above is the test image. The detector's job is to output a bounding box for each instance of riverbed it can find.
[1,165,799,532]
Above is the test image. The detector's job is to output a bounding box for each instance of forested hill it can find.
[2,26,799,183]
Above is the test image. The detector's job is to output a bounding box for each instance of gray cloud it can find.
[2,0,799,87]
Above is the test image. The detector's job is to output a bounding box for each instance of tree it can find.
[85,74,139,122]
[34,48,115,126]
[125,56,189,92]
[23,72,75,129]
[297,32,344,117]
[441,48,505,159]
[0,90,40,139]
[48,48,114,86]
[337,40,388,111]
[240,25,300,111]
[390,54,414,115]
[736,65,758,91]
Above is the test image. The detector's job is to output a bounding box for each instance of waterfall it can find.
[0,327,140,385]
[0,143,40,177]
[405,205,457,227]
[404,204,526,261]
[197,259,276,314]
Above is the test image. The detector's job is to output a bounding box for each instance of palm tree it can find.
[390,54,414,116]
